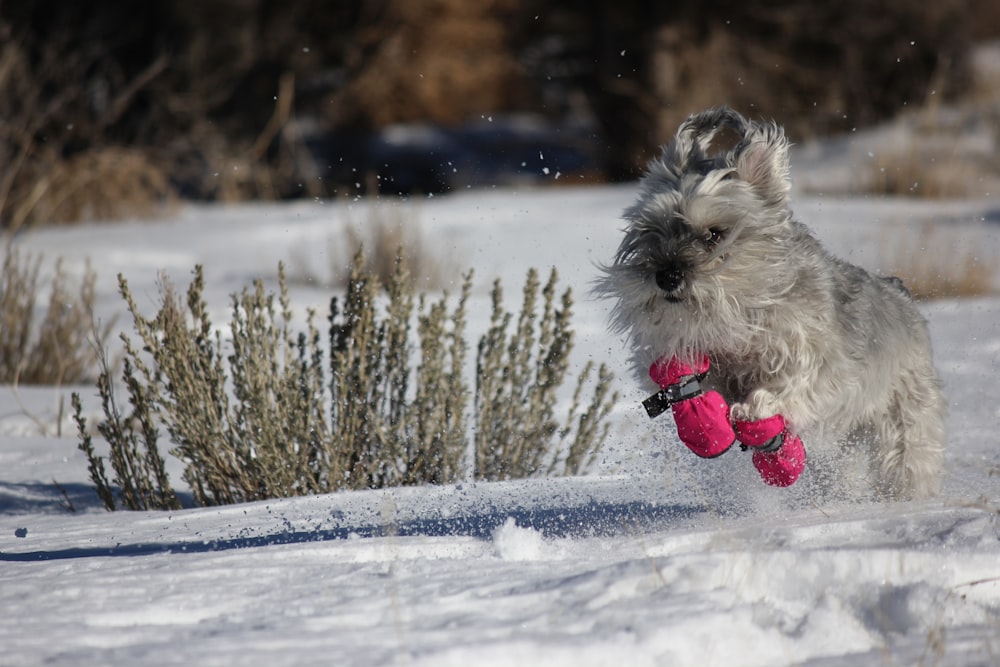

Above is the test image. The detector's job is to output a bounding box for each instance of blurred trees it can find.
[0,0,986,224]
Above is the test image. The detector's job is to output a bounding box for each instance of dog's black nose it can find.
[655,268,684,293]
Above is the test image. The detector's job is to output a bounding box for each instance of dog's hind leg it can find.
[872,364,946,500]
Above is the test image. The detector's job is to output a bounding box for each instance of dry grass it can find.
[860,102,1000,200]
[9,147,175,228]
[1,246,113,384]
[867,150,978,200]
[881,222,998,300]
[288,204,451,290]
[341,206,449,290]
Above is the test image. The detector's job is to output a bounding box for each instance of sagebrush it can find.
[74,253,617,510]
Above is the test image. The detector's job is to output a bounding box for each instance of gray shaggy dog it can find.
[597,106,945,499]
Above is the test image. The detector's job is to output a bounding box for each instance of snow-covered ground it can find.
[1,139,999,665]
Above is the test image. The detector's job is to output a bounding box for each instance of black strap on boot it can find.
[739,432,785,453]
[642,375,703,419]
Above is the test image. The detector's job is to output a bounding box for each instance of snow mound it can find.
[492,517,558,561]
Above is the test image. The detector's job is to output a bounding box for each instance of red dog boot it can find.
[647,355,735,458]
[733,414,806,487]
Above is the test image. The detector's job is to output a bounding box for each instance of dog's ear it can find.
[731,121,791,205]
[671,106,748,171]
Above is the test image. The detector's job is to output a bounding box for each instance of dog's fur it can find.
[596,107,945,499]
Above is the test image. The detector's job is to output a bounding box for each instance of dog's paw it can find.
[730,389,781,422]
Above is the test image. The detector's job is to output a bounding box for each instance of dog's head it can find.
[597,106,800,363]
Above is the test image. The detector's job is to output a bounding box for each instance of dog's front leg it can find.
[729,388,783,424]
[729,388,807,487]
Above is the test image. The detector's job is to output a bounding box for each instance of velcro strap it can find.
[755,432,785,453]
[738,434,785,452]
[642,375,702,419]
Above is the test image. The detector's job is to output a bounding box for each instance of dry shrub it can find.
[75,255,617,510]
[0,246,111,384]
[475,268,616,480]
[287,204,450,290]
[328,254,471,489]
[882,222,997,300]
[341,205,447,290]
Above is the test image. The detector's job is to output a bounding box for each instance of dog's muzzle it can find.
[654,267,684,301]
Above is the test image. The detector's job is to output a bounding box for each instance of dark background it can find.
[1,0,997,226]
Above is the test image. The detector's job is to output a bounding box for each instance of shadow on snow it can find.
[1,497,704,562]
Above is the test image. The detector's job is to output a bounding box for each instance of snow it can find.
[1,138,999,665]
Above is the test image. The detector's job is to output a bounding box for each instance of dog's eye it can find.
[704,227,725,247]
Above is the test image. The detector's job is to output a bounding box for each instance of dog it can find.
[596,106,945,500]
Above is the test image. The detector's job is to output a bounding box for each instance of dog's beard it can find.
[601,260,756,372]
[596,189,799,372]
